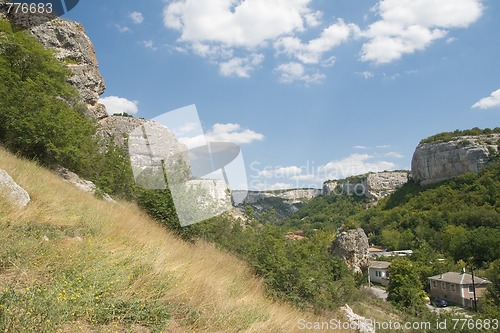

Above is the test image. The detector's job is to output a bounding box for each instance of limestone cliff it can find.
[411,134,500,186]
[1,8,107,118]
[365,171,409,200]
[322,171,409,200]
[242,188,321,205]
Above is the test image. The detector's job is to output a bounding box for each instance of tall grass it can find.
[0,147,349,332]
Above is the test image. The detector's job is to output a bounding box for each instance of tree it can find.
[387,258,427,313]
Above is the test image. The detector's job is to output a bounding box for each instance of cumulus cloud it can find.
[115,24,131,33]
[274,19,359,65]
[275,62,325,84]
[219,54,264,78]
[130,11,144,24]
[99,96,139,115]
[163,0,355,81]
[141,40,158,51]
[472,89,500,109]
[360,0,483,64]
[164,0,313,48]
[318,153,396,179]
[178,123,264,147]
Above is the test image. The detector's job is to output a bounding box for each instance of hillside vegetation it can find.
[0,147,346,332]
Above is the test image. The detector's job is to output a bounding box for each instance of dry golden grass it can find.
[0,147,354,332]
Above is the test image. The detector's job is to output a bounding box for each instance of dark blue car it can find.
[432,298,448,307]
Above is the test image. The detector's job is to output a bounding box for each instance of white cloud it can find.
[472,89,500,109]
[275,62,325,84]
[274,19,359,65]
[357,71,374,79]
[256,166,303,179]
[142,40,158,51]
[115,24,131,33]
[164,0,313,48]
[219,54,264,78]
[130,11,144,24]
[318,153,396,179]
[376,145,391,149]
[385,152,404,158]
[353,145,368,149]
[252,182,295,191]
[99,96,139,115]
[163,0,355,81]
[178,123,264,147]
[360,0,483,64]
[207,123,264,144]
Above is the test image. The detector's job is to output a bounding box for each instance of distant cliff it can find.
[411,133,500,185]
[322,171,409,200]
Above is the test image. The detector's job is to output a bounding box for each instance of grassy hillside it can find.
[0,147,343,332]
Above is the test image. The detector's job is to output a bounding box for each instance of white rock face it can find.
[330,228,370,274]
[0,169,30,208]
[27,19,106,109]
[365,172,409,200]
[341,304,376,333]
[322,171,409,200]
[411,134,499,186]
[55,167,115,203]
[240,188,321,205]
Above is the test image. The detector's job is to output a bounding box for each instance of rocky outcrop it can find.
[322,181,338,195]
[55,167,115,203]
[322,171,409,200]
[411,134,500,186]
[28,19,105,110]
[0,169,30,208]
[341,304,376,333]
[237,188,321,206]
[330,228,369,274]
[365,171,409,200]
[0,5,107,119]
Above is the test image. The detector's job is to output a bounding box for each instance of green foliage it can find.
[278,194,366,233]
[387,258,427,313]
[201,223,359,310]
[360,160,500,266]
[420,127,500,144]
[0,19,136,199]
[483,259,500,318]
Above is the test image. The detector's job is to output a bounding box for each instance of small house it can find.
[428,271,491,308]
[369,261,391,286]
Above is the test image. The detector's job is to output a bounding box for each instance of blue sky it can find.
[65,0,500,190]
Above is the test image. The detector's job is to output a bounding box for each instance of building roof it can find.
[369,247,385,253]
[428,272,491,286]
[369,261,391,269]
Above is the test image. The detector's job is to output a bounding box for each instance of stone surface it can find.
[0,3,106,118]
[27,18,105,107]
[0,169,30,208]
[340,304,376,333]
[237,188,321,205]
[330,228,369,274]
[411,134,500,186]
[365,171,409,200]
[55,167,115,203]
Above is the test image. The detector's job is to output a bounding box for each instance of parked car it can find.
[431,298,448,307]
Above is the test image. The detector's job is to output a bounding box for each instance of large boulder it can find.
[330,228,369,274]
[412,134,500,186]
[0,169,30,208]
